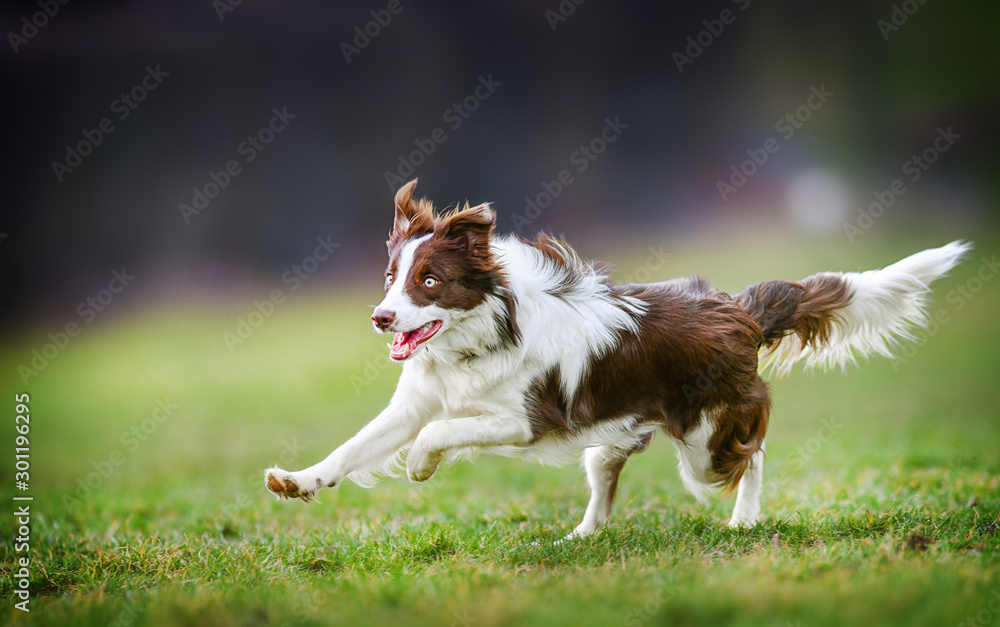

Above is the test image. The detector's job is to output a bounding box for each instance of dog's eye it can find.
[385,274,393,288]
[423,276,439,288]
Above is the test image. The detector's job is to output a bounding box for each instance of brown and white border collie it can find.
[265,179,969,537]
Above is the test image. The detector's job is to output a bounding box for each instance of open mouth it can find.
[389,320,443,361]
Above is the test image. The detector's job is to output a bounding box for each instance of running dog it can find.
[265,179,968,537]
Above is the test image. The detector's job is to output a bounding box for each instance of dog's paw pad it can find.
[265,472,290,494]
[265,468,313,502]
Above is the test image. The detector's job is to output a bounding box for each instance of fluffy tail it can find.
[736,241,971,376]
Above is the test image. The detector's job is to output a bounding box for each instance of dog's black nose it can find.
[372,308,395,331]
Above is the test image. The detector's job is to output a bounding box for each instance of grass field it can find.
[2,230,999,626]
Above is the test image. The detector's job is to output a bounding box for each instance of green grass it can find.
[1,229,998,626]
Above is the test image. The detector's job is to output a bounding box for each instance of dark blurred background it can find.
[2,0,997,329]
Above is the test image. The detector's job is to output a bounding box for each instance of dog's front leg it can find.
[265,383,438,501]
[406,415,532,482]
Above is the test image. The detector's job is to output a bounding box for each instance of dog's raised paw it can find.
[405,450,442,483]
[264,468,314,502]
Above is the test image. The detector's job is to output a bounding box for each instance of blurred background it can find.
[2,5,999,624]
[1,0,997,329]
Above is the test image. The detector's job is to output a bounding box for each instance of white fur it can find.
[377,234,432,332]
[762,240,971,376]
[671,411,718,504]
[566,444,636,538]
[729,444,764,527]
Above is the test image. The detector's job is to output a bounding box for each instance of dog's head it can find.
[372,179,502,361]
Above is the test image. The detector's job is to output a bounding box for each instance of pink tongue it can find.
[389,323,439,360]
[390,332,410,359]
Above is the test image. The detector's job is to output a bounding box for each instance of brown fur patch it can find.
[603,456,628,518]
[525,366,570,431]
[494,289,521,350]
[603,432,655,516]
[525,278,767,490]
[736,273,854,356]
[707,376,769,492]
[792,274,855,348]
[734,280,804,346]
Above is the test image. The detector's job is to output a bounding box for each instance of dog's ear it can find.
[439,202,495,257]
[388,179,433,252]
[393,178,420,235]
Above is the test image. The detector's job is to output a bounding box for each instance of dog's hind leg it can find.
[566,432,653,539]
[728,443,764,528]
[708,377,768,527]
